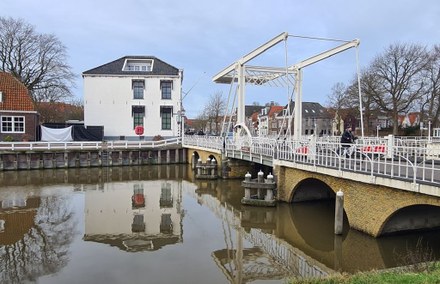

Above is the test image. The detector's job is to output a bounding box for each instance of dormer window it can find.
[123,59,153,72]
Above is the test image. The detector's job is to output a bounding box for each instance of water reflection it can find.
[0,186,76,283]
[1,165,440,283]
[83,180,183,252]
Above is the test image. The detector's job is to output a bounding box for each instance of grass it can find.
[290,262,440,284]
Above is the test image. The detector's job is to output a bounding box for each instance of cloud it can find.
[3,0,439,117]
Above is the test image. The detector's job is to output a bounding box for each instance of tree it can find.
[36,99,84,123]
[345,70,383,135]
[418,45,440,128]
[0,17,75,103]
[200,91,226,135]
[368,43,429,134]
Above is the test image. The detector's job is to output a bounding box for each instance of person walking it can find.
[340,126,356,157]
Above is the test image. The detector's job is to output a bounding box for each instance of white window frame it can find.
[1,116,25,133]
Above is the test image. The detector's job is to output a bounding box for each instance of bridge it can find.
[183,135,440,237]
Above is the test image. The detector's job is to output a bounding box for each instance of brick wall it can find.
[275,166,440,237]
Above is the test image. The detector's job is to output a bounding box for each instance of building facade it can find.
[83,56,183,140]
[0,72,39,141]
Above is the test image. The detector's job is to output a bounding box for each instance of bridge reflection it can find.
[194,178,440,275]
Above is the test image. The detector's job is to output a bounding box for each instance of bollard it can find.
[211,158,217,176]
[334,190,344,235]
[267,172,274,183]
[244,187,251,199]
[265,188,274,201]
[257,170,264,183]
[245,172,251,182]
[197,158,202,176]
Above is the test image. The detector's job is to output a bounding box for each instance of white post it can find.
[428,120,432,142]
[335,190,344,235]
[237,64,245,125]
[293,69,303,140]
[386,134,394,159]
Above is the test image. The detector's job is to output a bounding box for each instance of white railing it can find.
[0,137,182,151]
[183,135,223,151]
[185,135,440,187]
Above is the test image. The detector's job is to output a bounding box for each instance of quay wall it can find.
[0,147,187,170]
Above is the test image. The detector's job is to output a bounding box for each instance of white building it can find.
[83,56,183,140]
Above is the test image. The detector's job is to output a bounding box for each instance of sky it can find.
[3,0,440,118]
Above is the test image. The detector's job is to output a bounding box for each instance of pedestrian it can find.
[340,126,356,157]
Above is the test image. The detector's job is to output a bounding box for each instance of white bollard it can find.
[335,190,344,235]
[257,170,264,183]
[245,172,251,182]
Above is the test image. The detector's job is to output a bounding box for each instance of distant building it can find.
[83,56,183,140]
[279,101,333,137]
[0,72,39,141]
[258,105,284,136]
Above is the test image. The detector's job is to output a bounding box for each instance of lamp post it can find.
[428,120,432,141]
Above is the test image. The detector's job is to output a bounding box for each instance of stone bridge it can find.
[184,137,440,238]
[274,163,440,237]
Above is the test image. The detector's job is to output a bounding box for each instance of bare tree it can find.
[344,70,383,135]
[201,91,226,135]
[36,99,84,123]
[418,45,440,128]
[326,82,348,109]
[0,17,75,103]
[369,43,429,134]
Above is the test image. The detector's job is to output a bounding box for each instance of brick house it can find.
[0,72,39,141]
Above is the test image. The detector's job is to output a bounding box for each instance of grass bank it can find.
[291,262,440,284]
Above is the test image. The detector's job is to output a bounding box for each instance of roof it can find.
[268,105,283,117]
[82,56,180,76]
[245,105,265,117]
[0,72,35,111]
[283,101,332,118]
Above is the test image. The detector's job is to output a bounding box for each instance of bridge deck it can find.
[184,135,440,196]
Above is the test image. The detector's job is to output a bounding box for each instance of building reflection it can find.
[83,180,184,252]
[0,187,75,283]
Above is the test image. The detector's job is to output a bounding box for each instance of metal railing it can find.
[184,135,440,187]
[0,137,182,151]
[183,135,223,151]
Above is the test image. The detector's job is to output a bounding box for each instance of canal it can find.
[1,165,440,283]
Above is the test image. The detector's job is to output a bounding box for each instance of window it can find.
[123,59,153,72]
[1,116,24,133]
[132,80,144,99]
[160,106,172,130]
[132,214,145,232]
[132,106,145,129]
[160,182,172,208]
[161,81,172,99]
[160,214,172,234]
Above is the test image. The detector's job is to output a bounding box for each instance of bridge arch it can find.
[289,178,335,203]
[379,204,440,236]
[190,151,200,170]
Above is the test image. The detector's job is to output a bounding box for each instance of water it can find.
[1,165,440,283]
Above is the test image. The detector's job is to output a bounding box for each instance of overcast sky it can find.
[3,0,440,117]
